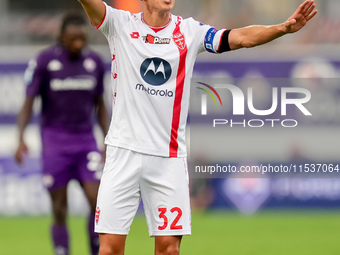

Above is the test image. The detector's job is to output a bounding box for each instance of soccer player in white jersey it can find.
[76,0,317,254]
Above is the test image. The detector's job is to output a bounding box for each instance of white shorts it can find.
[95,146,191,236]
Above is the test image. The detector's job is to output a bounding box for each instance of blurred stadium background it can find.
[1,0,340,254]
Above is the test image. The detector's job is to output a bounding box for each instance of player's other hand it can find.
[14,142,28,165]
[284,0,318,34]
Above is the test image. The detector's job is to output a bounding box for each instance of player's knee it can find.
[98,246,112,255]
[52,203,67,224]
[155,243,180,255]
[99,245,123,255]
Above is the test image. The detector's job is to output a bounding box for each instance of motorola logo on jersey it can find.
[140,58,172,86]
[135,84,173,97]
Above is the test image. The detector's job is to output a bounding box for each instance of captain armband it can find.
[204,28,232,54]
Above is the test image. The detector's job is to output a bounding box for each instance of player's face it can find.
[61,25,87,58]
[144,0,175,12]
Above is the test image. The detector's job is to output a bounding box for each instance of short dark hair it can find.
[60,11,87,34]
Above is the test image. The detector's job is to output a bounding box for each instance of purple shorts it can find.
[41,128,103,190]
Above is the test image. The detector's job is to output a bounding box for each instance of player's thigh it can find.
[95,146,142,235]
[141,156,191,237]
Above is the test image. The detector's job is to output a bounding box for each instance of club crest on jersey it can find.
[173,33,186,50]
[47,59,63,71]
[142,34,171,44]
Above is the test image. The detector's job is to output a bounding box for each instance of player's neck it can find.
[142,10,171,27]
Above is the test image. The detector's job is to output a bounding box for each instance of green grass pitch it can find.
[1,210,340,255]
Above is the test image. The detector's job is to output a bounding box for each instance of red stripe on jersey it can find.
[169,21,188,157]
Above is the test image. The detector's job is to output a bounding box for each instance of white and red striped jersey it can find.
[97,3,225,157]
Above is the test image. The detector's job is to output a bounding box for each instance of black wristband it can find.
[217,29,232,53]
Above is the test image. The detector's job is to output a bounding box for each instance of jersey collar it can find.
[141,13,172,33]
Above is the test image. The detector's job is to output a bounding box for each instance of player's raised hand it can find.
[14,141,28,165]
[284,0,318,33]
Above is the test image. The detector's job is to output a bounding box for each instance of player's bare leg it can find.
[155,236,182,255]
[82,182,99,210]
[49,186,69,255]
[50,186,68,225]
[83,182,100,255]
[98,233,127,255]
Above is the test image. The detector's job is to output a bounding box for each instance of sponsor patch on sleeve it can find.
[24,59,37,86]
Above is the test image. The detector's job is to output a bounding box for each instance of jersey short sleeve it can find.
[24,55,46,97]
[96,2,132,39]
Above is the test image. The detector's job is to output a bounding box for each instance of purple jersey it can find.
[24,44,105,153]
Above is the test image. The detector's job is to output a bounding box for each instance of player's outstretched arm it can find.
[14,97,34,164]
[228,0,318,50]
[77,0,106,27]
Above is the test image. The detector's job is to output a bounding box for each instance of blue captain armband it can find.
[204,28,219,53]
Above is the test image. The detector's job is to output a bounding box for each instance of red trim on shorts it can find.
[169,21,187,157]
[92,4,107,29]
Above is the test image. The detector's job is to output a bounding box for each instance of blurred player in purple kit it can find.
[15,11,108,255]
[76,0,317,255]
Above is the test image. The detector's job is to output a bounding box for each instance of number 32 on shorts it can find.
[158,207,183,230]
